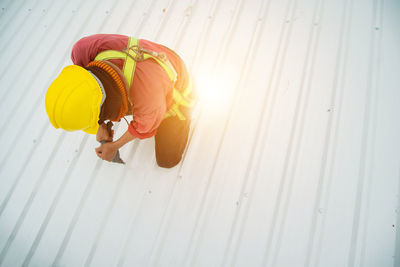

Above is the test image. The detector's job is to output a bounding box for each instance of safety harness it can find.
[94,37,193,120]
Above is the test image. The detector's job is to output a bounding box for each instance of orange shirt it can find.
[71,34,189,139]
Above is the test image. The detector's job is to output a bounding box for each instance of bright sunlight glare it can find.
[194,68,236,111]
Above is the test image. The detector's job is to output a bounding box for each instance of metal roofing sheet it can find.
[0,0,399,266]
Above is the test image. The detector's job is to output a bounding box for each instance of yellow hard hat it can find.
[45,65,103,134]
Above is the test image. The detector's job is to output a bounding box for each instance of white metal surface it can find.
[0,0,399,266]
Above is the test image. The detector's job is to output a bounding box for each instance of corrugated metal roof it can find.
[0,0,399,266]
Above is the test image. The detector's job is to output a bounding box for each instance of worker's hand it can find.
[96,123,114,142]
[95,142,118,162]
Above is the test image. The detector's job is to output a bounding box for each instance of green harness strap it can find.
[95,37,193,120]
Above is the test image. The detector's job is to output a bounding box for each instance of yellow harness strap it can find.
[95,37,139,88]
[95,37,194,120]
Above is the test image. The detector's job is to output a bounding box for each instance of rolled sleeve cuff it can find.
[128,122,157,139]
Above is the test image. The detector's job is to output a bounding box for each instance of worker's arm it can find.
[95,130,135,162]
[113,130,136,149]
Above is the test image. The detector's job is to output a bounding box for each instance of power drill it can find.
[100,121,125,164]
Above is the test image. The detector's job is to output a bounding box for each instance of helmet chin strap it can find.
[88,70,106,107]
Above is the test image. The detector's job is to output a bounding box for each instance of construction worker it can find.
[45,34,195,168]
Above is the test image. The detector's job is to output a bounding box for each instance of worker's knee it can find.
[156,156,181,168]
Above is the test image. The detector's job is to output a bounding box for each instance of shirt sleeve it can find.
[128,108,165,139]
[127,101,167,139]
[127,59,172,139]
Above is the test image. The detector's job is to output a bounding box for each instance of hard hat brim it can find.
[83,123,99,134]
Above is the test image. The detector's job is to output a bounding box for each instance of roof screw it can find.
[105,10,109,14]
[33,139,37,143]
[28,8,32,11]
[286,19,290,23]
[318,208,324,214]
[75,149,78,153]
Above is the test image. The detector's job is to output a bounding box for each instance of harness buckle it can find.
[139,48,167,63]
[122,45,144,61]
